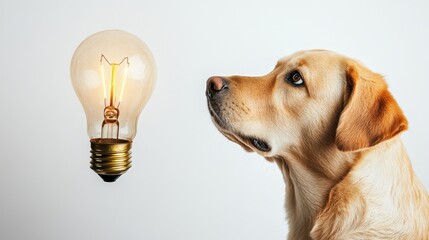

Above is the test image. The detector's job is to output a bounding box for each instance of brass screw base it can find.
[90,138,132,182]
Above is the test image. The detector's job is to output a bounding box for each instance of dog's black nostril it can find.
[206,76,229,98]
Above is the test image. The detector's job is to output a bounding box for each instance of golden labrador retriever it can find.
[206,50,429,239]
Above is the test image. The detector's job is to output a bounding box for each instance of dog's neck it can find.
[271,140,358,239]
[271,136,426,239]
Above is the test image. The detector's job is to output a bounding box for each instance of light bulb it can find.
[70,30,156,182]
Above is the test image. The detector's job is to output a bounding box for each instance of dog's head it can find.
[206,50,408,158]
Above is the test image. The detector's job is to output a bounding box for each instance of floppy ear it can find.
[335,62,408,152]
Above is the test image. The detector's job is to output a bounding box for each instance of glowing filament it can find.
[99,55,129,139]
[110,64,117,107]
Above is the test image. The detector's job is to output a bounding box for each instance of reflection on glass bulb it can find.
[70,30,156,182]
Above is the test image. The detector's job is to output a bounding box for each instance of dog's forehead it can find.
[276,50,340,68]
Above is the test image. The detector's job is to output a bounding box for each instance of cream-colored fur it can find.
[206,50,429,239]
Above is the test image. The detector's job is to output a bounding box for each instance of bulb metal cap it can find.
[90,138,132,182]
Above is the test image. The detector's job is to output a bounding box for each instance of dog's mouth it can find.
[207,100,271,153]
[207,100,228,130]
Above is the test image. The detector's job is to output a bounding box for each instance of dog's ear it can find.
[335,62,408,152]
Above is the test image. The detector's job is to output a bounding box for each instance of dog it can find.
[205,50,429,239]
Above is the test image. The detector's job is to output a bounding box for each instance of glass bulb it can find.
[70,30,156,182]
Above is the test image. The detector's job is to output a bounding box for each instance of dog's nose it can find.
[206,76,228,98]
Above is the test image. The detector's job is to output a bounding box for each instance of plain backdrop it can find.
[1,0,428,239]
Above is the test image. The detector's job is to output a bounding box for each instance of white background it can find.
[1,0,428,239]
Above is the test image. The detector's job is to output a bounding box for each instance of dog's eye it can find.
[251,138,271,152]
[286,71,304,86]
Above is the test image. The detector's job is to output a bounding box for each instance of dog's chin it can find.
[215,125,255,153]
